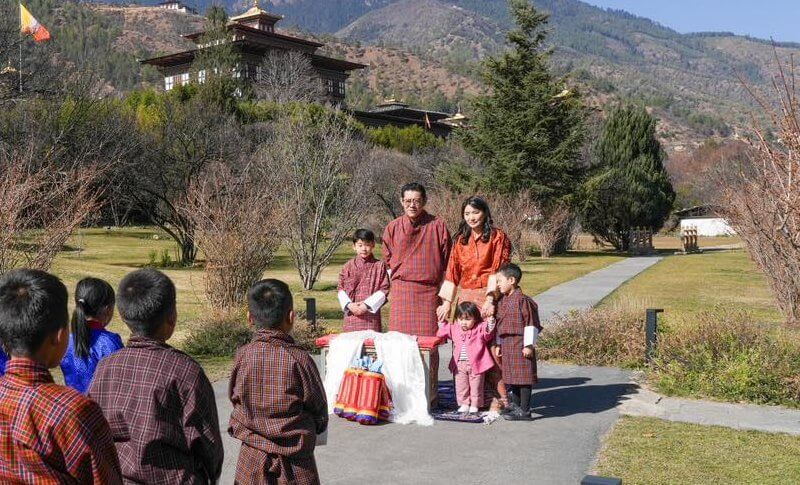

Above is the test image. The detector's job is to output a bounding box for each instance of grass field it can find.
[599,248,782,327]
[47,227,625,379]
[594,416,800,484]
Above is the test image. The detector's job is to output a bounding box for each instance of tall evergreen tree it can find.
[578,104,675,251]
[458,0,586,201]
[191,6,244,112]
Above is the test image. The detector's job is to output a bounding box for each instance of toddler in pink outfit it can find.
[436,301,496,415]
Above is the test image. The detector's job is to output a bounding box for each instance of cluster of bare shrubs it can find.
[181,162,282,310]
[538,301,646,367]
[428,188,575,260]
[0,143,105,274]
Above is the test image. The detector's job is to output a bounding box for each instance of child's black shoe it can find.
[500,402,522,416]
[503,408,532,421]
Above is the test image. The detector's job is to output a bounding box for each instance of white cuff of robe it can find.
[438,280,457,302]
[486,274,498,294]
[524,326,539,347]
[363,291,386,314]
[337,290,352,312]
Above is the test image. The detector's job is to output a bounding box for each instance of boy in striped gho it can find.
[229,279,328,485]
[337,229,390,332]
[494,263,543,421]
[0,269,122,484]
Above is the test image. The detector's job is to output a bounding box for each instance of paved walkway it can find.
[536,256,661,322]
[619,385,800,436]
[213,256,663,483]
[215,362,636,484]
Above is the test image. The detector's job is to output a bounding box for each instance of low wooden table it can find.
[314,334,445,409]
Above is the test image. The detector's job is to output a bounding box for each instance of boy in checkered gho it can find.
[229,279,328,485]
[494,263,543,421]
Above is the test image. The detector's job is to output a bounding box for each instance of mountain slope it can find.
[336,0,504,59]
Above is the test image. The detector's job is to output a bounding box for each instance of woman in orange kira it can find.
[436,196,512,412]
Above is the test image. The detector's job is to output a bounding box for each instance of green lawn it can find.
[600,248,783,327]
[48,227,624,380]
[595,416,800,484]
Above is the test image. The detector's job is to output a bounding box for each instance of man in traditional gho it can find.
[382,183,452,336]
[382,183,451,400]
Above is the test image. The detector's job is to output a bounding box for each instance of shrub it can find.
[182,312,253,357]
[651,309,800,407]
[292,315,329,353]
[539,302,646,368]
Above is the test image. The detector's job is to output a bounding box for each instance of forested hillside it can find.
[8,0,800,152]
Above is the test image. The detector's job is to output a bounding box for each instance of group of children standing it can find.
[338,228,543,421]
[0,268,327,484]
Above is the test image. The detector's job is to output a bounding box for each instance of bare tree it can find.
[264,108,375,290]
[492,191,538,262]
[427,187,469,235]
[253,50,325,104]
[529,202,573,258]
[0,143,104,273]
[181,161,282,310]
[716,53,800,324]
[119,97,245,266]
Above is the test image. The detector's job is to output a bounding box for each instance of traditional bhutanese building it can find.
[141,1,365,105]
[353,99,468,138]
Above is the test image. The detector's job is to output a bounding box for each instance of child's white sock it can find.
[468,406,479,413]
[457,405,469,413]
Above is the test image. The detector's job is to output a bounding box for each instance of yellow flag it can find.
[20,3,51,43]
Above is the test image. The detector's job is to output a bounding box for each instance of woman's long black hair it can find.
[71,278,115,359]
[456,196,495,245]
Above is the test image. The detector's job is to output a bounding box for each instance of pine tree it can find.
[191,6,244,112]
[577,104,676,251]
[458,0,586,201]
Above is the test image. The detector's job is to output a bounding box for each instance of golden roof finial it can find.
[254,0,260,9]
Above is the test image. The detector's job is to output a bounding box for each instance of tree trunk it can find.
[180,236,197,267]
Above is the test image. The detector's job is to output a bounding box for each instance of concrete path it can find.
[535,256,662,322]
[213,256,664,483]
[620,385,800,436]
[214,362,636,484]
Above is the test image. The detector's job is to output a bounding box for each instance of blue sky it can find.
[581,1,800,43]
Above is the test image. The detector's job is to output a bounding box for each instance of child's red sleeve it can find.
[522,297,542,331]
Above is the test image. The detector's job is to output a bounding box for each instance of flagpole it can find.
[19,3,23,94]
[19,38,23,94]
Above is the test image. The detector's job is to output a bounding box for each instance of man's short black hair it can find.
[400,182,427,202]
[497,263,523,284]
[353,229,375,244]
[0,269,68,356]
[117,269,176,337]
[248,279,293,329]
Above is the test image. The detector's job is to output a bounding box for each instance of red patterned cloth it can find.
[229,328,328,485]
[382,211,451,336]
[89,336,222,484]
[496,290,543,386]
[445,228,511,291]
[338,255,390,332]
[0,358,122,484]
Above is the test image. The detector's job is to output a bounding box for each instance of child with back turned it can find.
[337,229,390,332]
[89,268,223,484]
[60,277,123,394]
[436,301,496,416]
[0,269,121,483]
[494,263,543,421]
[229,279,328,485]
